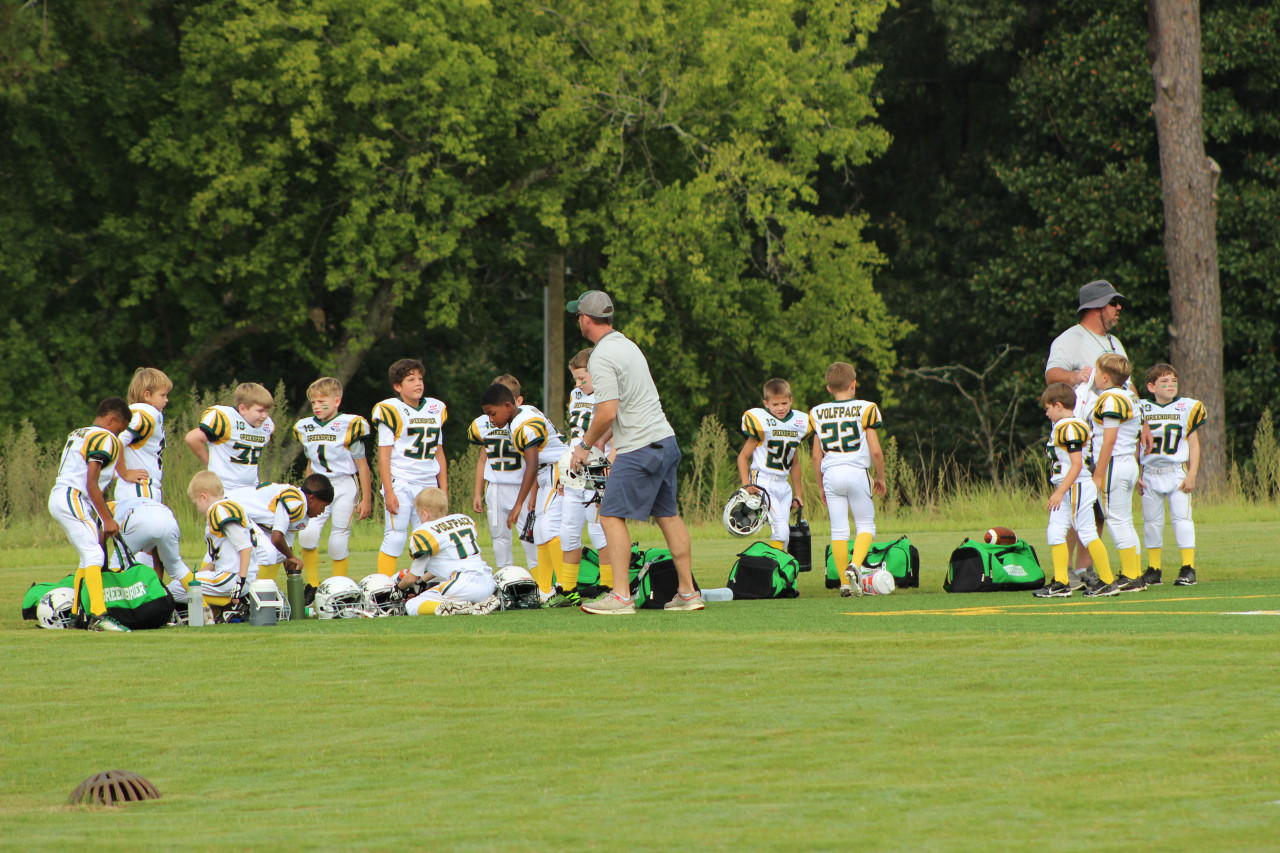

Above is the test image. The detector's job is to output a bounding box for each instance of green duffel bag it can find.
[23,561,175,629]
[944,538,1046,592]
[629,546,699,609]
[824,536,920,589]
[22,573,76,621]
[575,547,610,599]
[727,542,800,599]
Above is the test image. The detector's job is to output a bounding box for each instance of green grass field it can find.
[3,512,1279,851]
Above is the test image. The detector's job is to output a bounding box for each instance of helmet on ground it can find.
[722,487,770,537]
[37,587,76,629]
[358,573,403,616]
[493,566,542,610]
[315,576,366,619]
[558,447,610,503]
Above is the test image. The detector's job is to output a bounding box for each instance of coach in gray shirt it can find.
[567,290,702,615]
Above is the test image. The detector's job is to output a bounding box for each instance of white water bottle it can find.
[702,587,734,602]
[189,578,205,626]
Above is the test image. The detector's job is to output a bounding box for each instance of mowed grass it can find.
[2,513,1280,852]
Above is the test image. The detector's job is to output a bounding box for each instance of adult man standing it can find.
[566,290,703,614]
[1045,279,1129,590]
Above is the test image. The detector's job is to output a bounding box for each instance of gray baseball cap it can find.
[1077,279,1127,312]
[566,290,614,319]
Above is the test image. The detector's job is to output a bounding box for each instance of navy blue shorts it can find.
[600,436,681,521]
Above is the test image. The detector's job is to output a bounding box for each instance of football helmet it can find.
[315,576,367,619]
[493,566,542,610]
[722,487,770,537]
[36,587,76,629]
[558,447,610,503]
[358,573,404,616]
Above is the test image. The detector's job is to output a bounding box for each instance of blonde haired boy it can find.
[1138,363,1207,586]
[467,374,538,570]
[1034,383,1118,598]
[809,363,885,597]
[184,382,276,492]
[1089,353,1146,591]
[294,376,373,585]
[738,377,811,550]
[184,470,260,613]
[117,367,173,501]
[390,488,499,616]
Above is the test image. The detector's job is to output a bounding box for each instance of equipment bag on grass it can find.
[824,537,919,589]
[22,573,76,621]
[629,546,699,609]
[944,538,1045,592]
[727,542,800,599]
[575,547,609,599]
[787,508,812,572]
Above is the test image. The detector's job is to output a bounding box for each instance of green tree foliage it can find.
[1,0,902,453]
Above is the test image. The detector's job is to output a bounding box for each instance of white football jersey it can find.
[226,482,310,535]
[741,407,812,476]
[408,513,491,580]
[467,415,525,485]
[372,396,447,485]
[52,426,122,495]
[203,498,258,572]
[199,405,275,491]
[1140,397,1207,466]
[294,412,371,478]
[510,405,567,466]
[565,388,596,442]
[809,399,883,472]
[1047,417,1092,484]
[1090,388,1142,460]
[121,402,165,495]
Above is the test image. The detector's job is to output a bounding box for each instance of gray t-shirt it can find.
[1046,323,1130,420]
[588,329,675,454]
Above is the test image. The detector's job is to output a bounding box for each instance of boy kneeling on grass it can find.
[391,488,500,616]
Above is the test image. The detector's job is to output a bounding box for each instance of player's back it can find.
[809,399,881,471]
[226,482,309,534]
[1091,388,1142,458]
[200,405,275,491]
[410,513,490,576]
[294,412,371,478]
[372,396,447,484]
[53,426,121,494]
[1047,417,1092,484]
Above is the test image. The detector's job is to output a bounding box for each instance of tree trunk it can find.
[546,253,566,429]
[1147,0,1226,488]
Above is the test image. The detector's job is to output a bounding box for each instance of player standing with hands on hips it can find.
[567,291,703,614]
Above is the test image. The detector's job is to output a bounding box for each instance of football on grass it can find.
[983,526,1017,545]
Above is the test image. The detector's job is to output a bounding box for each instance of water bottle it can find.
[188,578,205,626]
[286,571,305,621]
[702,587,734,602]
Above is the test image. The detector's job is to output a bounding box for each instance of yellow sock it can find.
[1086,540,1114,584]
[1148,550,1162,571]
[533,544,555,593]
[1052,543,1070,585]
[561,552,582,591]
[258,564,279,583]
[377,551,398,576]
[547,538,572,591]
[1119,547,1140,580]
[85,565,107,616]
[769,540,785,550]
[831,540,849,579]
[302,548,320,587]
[332,557,349,577]
[850,532,874,572]
[1180,548,1195,569]
[71,568,86,616]
[599,562,613,589]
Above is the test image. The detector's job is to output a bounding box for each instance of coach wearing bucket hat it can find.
[1045,279,1131,589]
[566,290,702,615]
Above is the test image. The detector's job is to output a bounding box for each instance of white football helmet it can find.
[493,566,542,610]
[558,447,610,502]
[315,576,367,619]
[358,573,403,616]
[37,587,76,629]
[722,487,770,537]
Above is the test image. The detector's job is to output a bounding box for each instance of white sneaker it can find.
[845,568,865,597]
[839,583,853,598]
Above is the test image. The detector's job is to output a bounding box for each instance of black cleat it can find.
[1033,581,1073,598]
[1116,575,1147,592]
[1083,581,1121,598]
[1174,567,1197,586]
[1141,567,1162,586]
